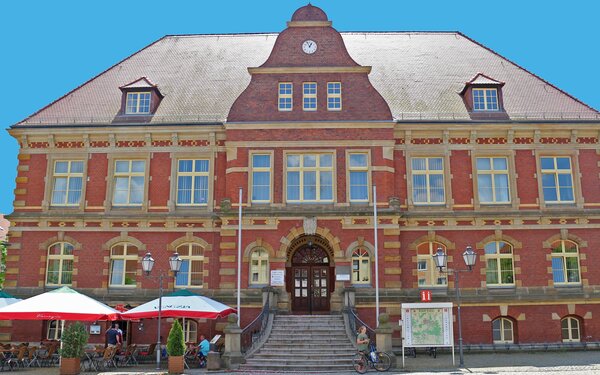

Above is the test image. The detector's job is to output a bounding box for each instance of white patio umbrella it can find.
[0,286,121,321]
[0,290,21,308]
[121,289,236,319]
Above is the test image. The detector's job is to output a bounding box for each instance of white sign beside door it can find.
[270,270,285,286]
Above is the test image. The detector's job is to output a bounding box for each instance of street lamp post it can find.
[141,251,183,370]
[432,245,476,368]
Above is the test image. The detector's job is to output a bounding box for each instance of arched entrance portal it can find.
[286,236,334,314]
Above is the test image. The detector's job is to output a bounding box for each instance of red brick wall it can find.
[86,153,108,208]
[515,150,538,207]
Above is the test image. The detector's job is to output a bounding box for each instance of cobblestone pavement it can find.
[12,350,600,374]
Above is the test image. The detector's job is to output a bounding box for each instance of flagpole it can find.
[373,185,379,327]
[237,187,242,326]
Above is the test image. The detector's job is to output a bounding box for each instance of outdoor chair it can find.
[37,343,58,367]
[115,344,138,366]
[137,342,156,363]
[92,346,117,371]
[11,345,28,368]
[0,351,16,372]
[25,346,40,367]
[184,345,199,369]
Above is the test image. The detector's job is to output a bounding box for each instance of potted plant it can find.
[167,320,185,374]
[59,322,89,375]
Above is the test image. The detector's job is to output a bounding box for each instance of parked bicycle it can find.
[352,343,391,373]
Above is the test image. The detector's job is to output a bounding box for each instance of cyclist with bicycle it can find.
[355,326,370,372]
[353,325,392,373]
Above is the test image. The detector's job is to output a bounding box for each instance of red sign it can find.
[420,290,432,302]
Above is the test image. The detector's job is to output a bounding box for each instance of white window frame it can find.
[50,160,84,207]
[551,240,581,285]
[492,317,514,343]
[285,153,335,203]
[278,82,293,111]
[472,88,499,111]
[176,159,210,206]
[351,248,370,284]
[417,242,447,287]
[250,153,272,204]
[303,82,317,111]
[540,156,575,204]
[112,160,146,206]
[476,157,511,204]
[125,92,151,114]
[46,242,74,286]
[561,316,581,342]
[484,241,515,287]
[327,82,342,111]
[250,248,269,285]
[411,157,445,205]
[47,320,64,340]
[180,319,198,343]
[348,152,370,203]
[174,243,204,288]
[109,243,138,287]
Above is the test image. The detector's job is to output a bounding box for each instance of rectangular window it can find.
[348,153,368,202]
[476,157,510,204]
[278,83,293,111]
[251,154,271,203]
[541,157,574,203]
[125,92,151,114]
[176,159,209,206]
[472,88,498,111]
[51,161,84,206]
[286,153,333,202]
[303,82,317,111]
[327,82,342,111]
[412,157,445,205]
[112,160,145,206]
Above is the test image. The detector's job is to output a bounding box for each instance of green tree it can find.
[166,320,185,356]
[60,322,90,358]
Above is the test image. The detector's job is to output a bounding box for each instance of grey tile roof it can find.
[16,32,599,126]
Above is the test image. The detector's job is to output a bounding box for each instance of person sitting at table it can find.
[198,335,209,367]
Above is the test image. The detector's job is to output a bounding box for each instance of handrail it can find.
[240,292,270,354]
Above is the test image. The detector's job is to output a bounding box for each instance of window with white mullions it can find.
[286,153,333,202]
[351,248,370,284]
[412,157,445,204]
[303,82,317,111]
[473,88,498,111]
[176,159,209,206]
[561,317,581,342]
[251,154,271,203]
[417,242,447,287]
[109,243,138,286]
[51,160,84,206]
[541,157,574,203]
[551,240,580,284]
[175,243,204,288]
[476,157,510,203]
[250,248,269,285]
[47,320,64,340]
[484,241,514,286]
[327,82,342,111]
[125,92,151,114]
[46,242,74,286]
[348,153,369,202]
[278,82,293,111]
[492,318,514,343]
[113,160,145,206]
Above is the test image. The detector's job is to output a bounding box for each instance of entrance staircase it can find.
[240,314,356,372]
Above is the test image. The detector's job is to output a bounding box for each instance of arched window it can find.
[250,248,269,285]
[417,242,447,287]
[179,319,198,344]
[551,240,580,284]
[47,320,63,340]
[484,241,514,286]
[46,242,74,286]
[561,316,581,342]
[175,243,204,288]
[351,248,370,284]
[492,317,514,343]
[109,243,138,286]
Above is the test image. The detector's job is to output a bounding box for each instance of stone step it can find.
[256,348,356,354]
[239,364,354,372]
[245,357,355,365]
[269,331,348,336]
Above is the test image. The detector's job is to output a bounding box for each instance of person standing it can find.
[106,325,119,348]
[356,325,370,353]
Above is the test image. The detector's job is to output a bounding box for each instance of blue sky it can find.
[0,0,598,214]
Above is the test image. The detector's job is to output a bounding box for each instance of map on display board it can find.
[401,303,453,347]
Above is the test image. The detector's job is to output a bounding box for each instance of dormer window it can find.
[126,92,151,114]
[119,77,163,117]
[473,88,498,111]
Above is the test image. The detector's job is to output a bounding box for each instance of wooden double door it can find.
[288,245,332,314]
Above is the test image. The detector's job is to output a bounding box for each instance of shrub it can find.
[166,320,185,357]
[60,322,89,358]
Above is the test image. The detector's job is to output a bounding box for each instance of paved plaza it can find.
[9,349,600,374]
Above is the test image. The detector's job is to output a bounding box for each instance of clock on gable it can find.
[302,40,317,54]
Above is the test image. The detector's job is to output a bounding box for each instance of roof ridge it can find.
[163,31,461,38]
[457,32,599,114]
[16,36,170,126]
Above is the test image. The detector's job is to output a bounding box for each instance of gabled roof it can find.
[459,73,505,95]
[15,32,599,126]
[119,76,159,90]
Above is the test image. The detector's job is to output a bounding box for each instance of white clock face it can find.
[302,40,317,54]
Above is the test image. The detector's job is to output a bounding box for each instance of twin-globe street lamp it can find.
[432,245,476,368]
[141,251,183,370]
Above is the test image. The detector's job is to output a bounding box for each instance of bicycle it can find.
[352,344,392,373]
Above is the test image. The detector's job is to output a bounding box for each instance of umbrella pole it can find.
[156,274,163,370]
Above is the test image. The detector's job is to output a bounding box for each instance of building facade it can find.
[5,4,600,346]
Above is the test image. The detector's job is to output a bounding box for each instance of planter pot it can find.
[168,355,184,374]
[60,357,81,375]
